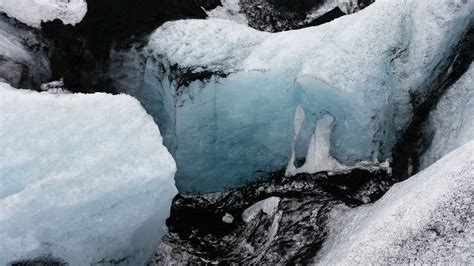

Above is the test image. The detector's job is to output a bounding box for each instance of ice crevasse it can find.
[420,62,474,170]
[0,82,178,265]
[117,0,474,193]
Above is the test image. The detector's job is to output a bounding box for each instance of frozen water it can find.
[286,110,345,175]
[316,140,474,264]
[242,196,281,223]
[205,0,248,25]
[0,82,177,265]
[420,63,474,170]
[121,0,473,193]
[0,0,87,28]
[0,16,51,89]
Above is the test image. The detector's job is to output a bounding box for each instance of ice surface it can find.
[205,0,248,25]
[0,0,87,28]
[0,16,51,89]
[126,0,473,193]
[316,140,474,264]
[242,196,281,223]
[420,63,474,170]
[0,82,177,265]
[286,110,345,175]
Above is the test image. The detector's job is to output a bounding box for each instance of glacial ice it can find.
[0,82,177,265]
[420,63,474,170]
[242,196,281,223]
[119,0,473,193]
[0,15,51,89]
[316,140,474,264]
[0,0,87,28]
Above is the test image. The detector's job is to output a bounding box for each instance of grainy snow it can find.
[0,0,87,28]
[316,141,474,264]
[0,82,177,265]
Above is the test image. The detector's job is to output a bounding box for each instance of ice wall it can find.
[119,0,473,193]
[420,63,474,170]
[0,15,51,89]
[0,82,177,265]
[316,141,474,264]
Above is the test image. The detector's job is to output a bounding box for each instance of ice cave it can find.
[0,0,473,265]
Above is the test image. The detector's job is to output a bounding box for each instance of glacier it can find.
[316,140,474,264]
[0,15,51,90]
[0,0,87,28]
[111,0,473,193]
[420,63,474,170]
[0,82,177,265]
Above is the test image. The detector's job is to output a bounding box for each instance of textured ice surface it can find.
[316,141,474,264]
[420,63,474,170]
[0,0,87,28]
[0,82,177,265]
[129,0,473,193]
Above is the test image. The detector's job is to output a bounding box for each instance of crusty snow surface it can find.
[0,0,87,28]
[0,82,177,265]
[316,141,474,264]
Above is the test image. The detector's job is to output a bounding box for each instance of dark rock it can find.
[10,256,67,266]
[240,0,374,32]
[151,167,392,264]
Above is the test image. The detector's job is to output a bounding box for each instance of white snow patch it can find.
[205,0,248,25]
[0,82,177,265]
[242,197,281,223]
[316,141,474,264]
[0,0,87,28]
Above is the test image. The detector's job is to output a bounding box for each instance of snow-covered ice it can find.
[0,0,87,28]
[420,63,474,170]
[117,0,474,193]
[316,141,474,264]
[0,82,177,265]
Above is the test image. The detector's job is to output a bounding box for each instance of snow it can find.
[128,0,473,193]
[147,18,267,74]
[0,82,177,265]
[316,141,474,264]
[242,197,281,223]
[0,0,87,28]
[420,63,474,170]
[205,0,248,25]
